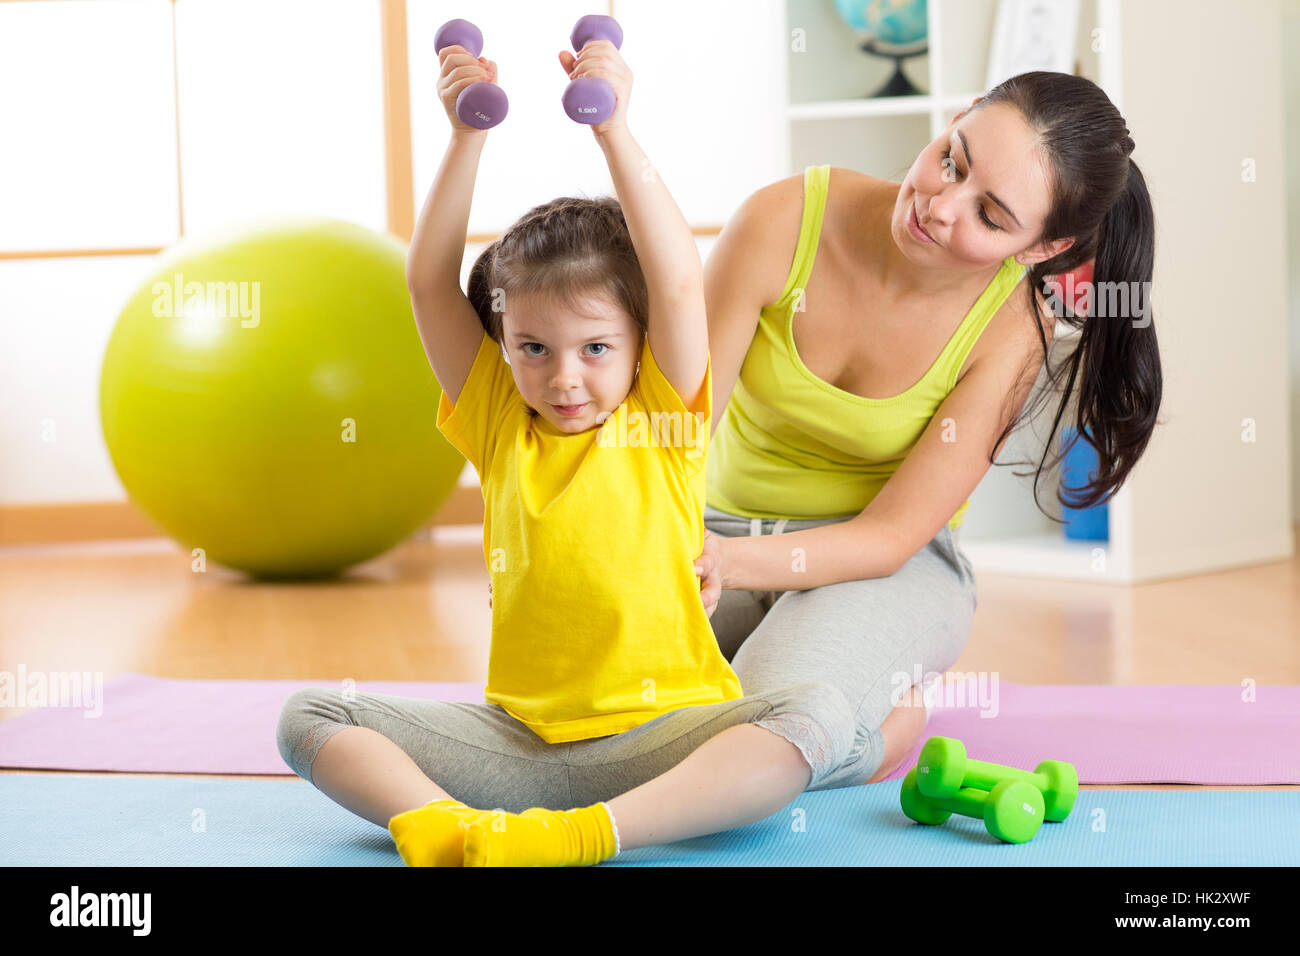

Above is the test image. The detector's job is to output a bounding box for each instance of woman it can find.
[690,70,1162,798]
[279,70,1162,862]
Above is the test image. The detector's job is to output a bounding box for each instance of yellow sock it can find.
[387,798,493,867]
[463,802,621,867]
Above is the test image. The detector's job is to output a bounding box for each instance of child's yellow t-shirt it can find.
[436,330,744,743]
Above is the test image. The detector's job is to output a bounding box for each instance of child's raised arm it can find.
[559,42,708,412]
[406,46,500,406]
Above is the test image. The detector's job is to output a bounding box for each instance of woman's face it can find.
[895,101,1062,270]
[500,290,641,434]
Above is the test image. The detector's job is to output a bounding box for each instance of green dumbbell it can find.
[900,767,1045,844]
[915,736,1077,822]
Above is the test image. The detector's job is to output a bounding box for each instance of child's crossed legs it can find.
[276,681,871,853]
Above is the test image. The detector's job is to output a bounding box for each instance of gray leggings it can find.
[276,505,978,814]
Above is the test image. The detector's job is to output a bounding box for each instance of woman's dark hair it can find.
[971,70,1163,519]
[466,195,648,346]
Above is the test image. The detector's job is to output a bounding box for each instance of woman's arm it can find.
[717,518,902,592]
[562,41,706,407]
[703,176,802,435]
[695,515,900,610]
[405,47,500,405]
[706,305,1045,593]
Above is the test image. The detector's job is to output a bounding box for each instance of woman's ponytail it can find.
[1060,157,1162,510]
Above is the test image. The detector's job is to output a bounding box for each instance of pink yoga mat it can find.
[0,674,483,776]
[0,674,1296,784]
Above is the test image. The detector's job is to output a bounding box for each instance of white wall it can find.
[1114,0,1293,579]
[1285,0,1300,524]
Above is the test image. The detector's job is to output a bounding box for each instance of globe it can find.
[835,0,928,52]
[834,0,928,97]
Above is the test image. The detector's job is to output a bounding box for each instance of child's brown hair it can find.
[467,196,649,345]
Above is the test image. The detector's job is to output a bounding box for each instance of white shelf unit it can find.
[781,0,1293,583]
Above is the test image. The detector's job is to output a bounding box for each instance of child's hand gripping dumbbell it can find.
[558,14,626,127]
[435,18,508,130]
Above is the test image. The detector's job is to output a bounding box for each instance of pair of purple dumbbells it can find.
[434,14,623,130]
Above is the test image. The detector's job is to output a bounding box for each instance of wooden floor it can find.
[2,523,1297,792]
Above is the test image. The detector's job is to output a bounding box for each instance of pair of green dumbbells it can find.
[900,736,1078,844]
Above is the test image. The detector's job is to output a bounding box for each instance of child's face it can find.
[500,290,642,433]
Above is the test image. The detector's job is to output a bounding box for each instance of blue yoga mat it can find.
[1,774,1294,866]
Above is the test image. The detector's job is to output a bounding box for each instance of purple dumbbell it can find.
[563,14,623,125]
[434,18,508,130]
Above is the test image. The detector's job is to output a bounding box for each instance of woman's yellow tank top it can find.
[705,164,1027,530]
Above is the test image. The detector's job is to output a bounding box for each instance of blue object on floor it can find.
[1060,425,1109,542]
[1,774,1295,866]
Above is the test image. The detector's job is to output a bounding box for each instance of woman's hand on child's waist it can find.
[695,530,723,619]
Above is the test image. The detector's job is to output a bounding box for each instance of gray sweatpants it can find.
[276,505,978,814]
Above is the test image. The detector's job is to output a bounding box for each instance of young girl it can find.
[381,35,765,865]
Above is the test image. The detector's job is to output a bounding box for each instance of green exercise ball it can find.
[99,216,465,579]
